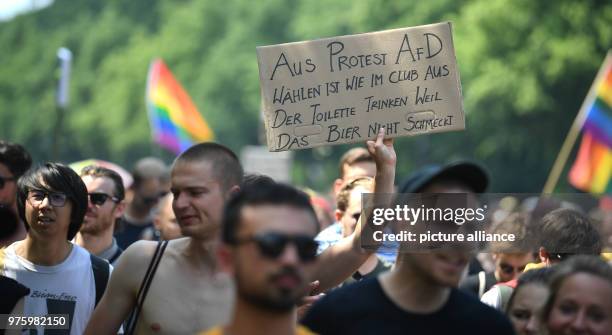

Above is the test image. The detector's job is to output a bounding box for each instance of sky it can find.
[0,0,53,21]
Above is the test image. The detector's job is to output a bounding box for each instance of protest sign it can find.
[257,21,465,152]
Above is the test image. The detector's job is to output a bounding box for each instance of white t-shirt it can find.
[1,242,109,335]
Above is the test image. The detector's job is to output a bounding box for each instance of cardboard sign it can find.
[256,22,465,152]
[240,145,293,183]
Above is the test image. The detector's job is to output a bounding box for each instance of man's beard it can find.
[81,217,113,235]
[235,266,304,313]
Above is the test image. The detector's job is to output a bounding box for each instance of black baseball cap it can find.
[399,161,489,193]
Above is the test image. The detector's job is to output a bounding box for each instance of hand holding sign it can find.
[367,127,396,172]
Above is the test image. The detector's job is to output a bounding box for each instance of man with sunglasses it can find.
[481,207,603,310]
[200,182,320,335]
[0,140,32,247]
[86,128,395,334]
[115,157,169,250]
[460,214,534,298]
[0,163,112,335]
[74,165,126,265]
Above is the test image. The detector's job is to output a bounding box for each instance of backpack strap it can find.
[108,247,123,265]
[90,254,110,307]
[125,240,168,335]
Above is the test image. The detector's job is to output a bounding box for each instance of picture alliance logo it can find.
[371,204,488,226]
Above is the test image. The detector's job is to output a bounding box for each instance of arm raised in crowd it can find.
[84,241,155,335]
[313,127,396,292]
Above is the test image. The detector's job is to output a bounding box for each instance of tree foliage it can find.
[0,0,609,192]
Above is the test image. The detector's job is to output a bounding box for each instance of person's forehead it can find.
[82,175,115,193]
[346,186,369,209]
[343,161,376,179]
[239,204,317,236]
[171,160,220,188]
[558,273,612,301]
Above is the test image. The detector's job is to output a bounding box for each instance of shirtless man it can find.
[85,129,395,334]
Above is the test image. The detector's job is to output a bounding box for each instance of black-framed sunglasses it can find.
[0,175,16,189]
[27,189,68,207]
[88,193,120,206]
[234,232,319,262]
[550,253,573,262]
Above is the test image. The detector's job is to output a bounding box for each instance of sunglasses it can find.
[234,232,319,262]
[88,193,120,206]
[27,190,68,207]
[499,262,526,275]
[0,175,16,189]
[550,253,573,262]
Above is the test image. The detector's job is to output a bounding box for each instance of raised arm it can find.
[313,127,396,292]
[84,241,154,335]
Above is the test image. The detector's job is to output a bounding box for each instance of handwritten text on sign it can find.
[256,22,465,151]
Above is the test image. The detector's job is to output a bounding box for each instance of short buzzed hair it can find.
[174,142,243,191]
[222,182,317,244]
[338,147,373,179]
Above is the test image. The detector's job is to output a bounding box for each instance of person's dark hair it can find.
[537,208,602,255]
[222,182,318,244]
[0,141,32,178]
[241,173,276,189]
[17,163,88,240]
[506,267,555,313]
[131,157,168,189]
[338,147,373,179]
[542,255,612,322]
[80,165,125,201]
[174,142,243,191]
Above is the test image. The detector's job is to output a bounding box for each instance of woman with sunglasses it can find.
[0,163,111,335]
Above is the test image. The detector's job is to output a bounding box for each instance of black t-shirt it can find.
[0,275,30,313]
[302,277,515,335]
[114,216,156,250]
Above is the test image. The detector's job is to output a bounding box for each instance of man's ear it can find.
[226,185,240,199]
[335,209,343,223]
[539,247,549,265]
[114,201,126,220]
[217,243,235,274]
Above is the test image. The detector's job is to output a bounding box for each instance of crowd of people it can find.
[0,131,611,335]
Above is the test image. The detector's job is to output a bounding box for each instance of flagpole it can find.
[542,51,612,194]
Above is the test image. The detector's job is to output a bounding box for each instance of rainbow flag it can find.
[146,59,214,154]
[568,53,612,195]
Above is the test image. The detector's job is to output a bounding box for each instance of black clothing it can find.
[302,277,514,335]
[115,216,156,250]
